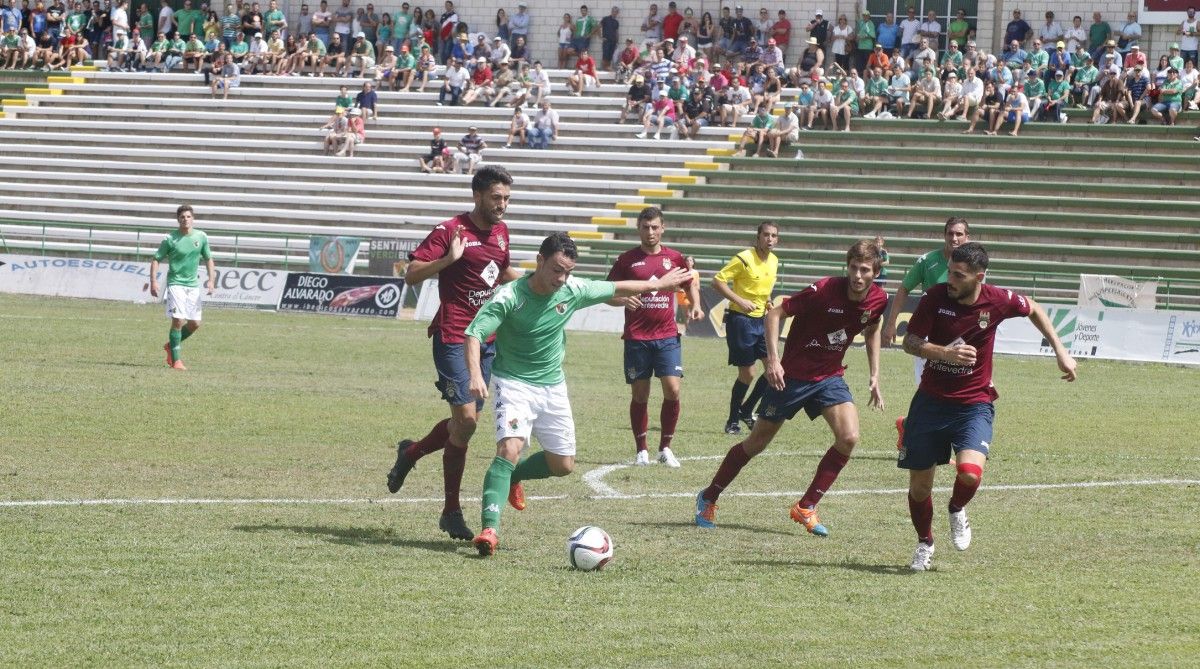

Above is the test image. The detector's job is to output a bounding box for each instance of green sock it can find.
[179,325,195,341]
[168,328,182,362]
[480,457,515,532]
[511,451,553,484]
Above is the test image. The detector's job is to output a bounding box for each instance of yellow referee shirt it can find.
[714,248,779,318]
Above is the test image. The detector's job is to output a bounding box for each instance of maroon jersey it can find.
[907,282,1031,404]
[606,246,692,341]
[409,213,511,344]
[779,277,888,382]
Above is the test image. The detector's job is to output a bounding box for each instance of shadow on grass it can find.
[626,520,796,537]
[735,558,914,575]
[86,360,163,369]
[233,523,465,553]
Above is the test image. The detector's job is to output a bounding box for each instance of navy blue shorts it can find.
[433,335,495,411]
[757,375,854,422]
[898,391,994,470]
[623,336,683,383]
[725,311,766,367]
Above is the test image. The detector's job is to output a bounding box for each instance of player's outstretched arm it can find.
[863,320,884,410]
[464,335,488,400]
[763,304,787,390]
[1026,297,1078,381]
[612,267,690,298]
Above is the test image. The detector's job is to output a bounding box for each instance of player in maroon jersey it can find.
[606,207,704,467]
[385,166,524,541]
[900,242,1076,570]
[695,240,889,534]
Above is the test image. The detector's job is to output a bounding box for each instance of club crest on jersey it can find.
[978,311,991,329]
[860,310,871,324]
[508,418,519,431]
[497,236,507,251]
[662,257,672,269]
[193,240,201,248]
[555,302,568,315]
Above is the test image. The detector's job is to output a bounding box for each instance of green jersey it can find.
[1027,50,1048,70]
[1169,55,1184,71]
[393,13,411,38]
[265,9,285,32]
[186,38,206,53]
[1,34,18,48]
[1074,65,1098,86]
[465,275,616,386]
[396,51,414,68]
[66,11,87,32]
[856,19,875,51]
[138,12,154,39]
[230,40,248,54]
[902,247,951,293]
[177,8,205,36]
[947,18,969,48]
[169,38,186,52]
[1047,79,1070,100]
[940,50,962,69]
[151,39,168,52]
[1024,77,1045,98]
[574,15,597,38]
[334,94,353,108]
[866,76,888,96]
[1160,79,1183,103]
[353,38,373,55]
[154,230,212,288]
[837,88,859,113]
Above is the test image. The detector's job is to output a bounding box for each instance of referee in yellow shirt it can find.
[711,221,780,435]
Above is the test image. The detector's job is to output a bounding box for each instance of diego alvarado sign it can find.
[279,272,403,317]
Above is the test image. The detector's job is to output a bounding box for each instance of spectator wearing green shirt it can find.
[1023,69,1046,119]
[301,30,325,72]
[1168,43,1184,71]
[137,3,154,42]
[333,83,352,109]
[1026,38,1049,77]
[1151,67,1184,125]
[947,9,970,49]
[228,31,247,63]
[736,105,775,155]
[264,0,285,40]
[873,235,890,286]
[864,66,890,117]
[148,204,215,372]
[174,0,204,39]
[183,33,206,72]
[464,232,691,557]
[1071,54,1098,106]
[1087,12,1110,63]
[855,9,875,73]
[391,43,415,90]
[572,4,597,55]
[938,41,962,80]
[162,34,186,70]
[832,77,858,131]
[1044,69,1071,122]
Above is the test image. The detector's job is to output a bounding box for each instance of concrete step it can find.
[766,128,1200,155]
[787,142,1200,168]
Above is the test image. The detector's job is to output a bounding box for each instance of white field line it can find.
[0,494,568,509]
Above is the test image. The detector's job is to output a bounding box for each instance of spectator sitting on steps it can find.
[453,125,486,174]
[355,81,378,121]
[418,127,451,173]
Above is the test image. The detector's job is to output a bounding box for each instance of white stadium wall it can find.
[274,0,1186,69]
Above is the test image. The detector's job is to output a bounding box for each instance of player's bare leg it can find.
[790,402,860,537]
[695,417,785,528]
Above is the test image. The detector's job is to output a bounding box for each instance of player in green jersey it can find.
[464,232,690,556]
[149,205,215,370]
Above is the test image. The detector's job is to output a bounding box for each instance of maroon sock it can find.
[948,463,983,512]
[630,401,649,452]
[799,447,851,508]
[658,399,680,451]
[908,492,934,544]
[404,418,450,462]
[441,441,467,514]
[702,442,753,503]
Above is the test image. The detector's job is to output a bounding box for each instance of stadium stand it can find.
[0,61,1197,309]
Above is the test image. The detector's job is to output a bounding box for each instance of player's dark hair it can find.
[951,242,989,272]
[176,204,194,217]
[757,220,778,235]
[944,216,969,234]
[636,206,663,227]
[539,231,577,260]
[846,239,883,273]
[471,165,513,194]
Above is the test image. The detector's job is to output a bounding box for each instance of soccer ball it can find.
[566,526,614,571]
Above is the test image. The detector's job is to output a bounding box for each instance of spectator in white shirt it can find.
[438,57,468,105]
[490,35,510,65]
[1039,11,1063,49]
[898,6,920,60]
[528,98,558,149]
[528,59,551,104]
[918,10,940,54]
[1063,15,1085,54]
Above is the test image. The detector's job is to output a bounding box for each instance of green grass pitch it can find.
[1,293,1198,667]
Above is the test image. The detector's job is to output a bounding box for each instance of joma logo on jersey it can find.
[938,308,957,316]
[827,307,844,314]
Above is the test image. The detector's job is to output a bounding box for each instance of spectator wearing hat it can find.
[1063,15,1085,55]
[788,35,823,86]
[1124,43,1146,71]
[637,91,677,139]
[1047,40,1070,84]
[673,34,696,67]
[1044,69,1070,123]
[243,29,268,73]
[1091,69,1125,124]
[437,56,468,105]
[419,127,449,172]
[1151,66,1184,125]
[762,101,798,156]
[355,80,378,120]
[1169,43,1185,71]
[935,70,962,119]
[598,5,619,68]
[566,47,597,95]
[770,9,790,57]
[452,126,486,174]
[412,42,436,91]
[322,107,351,156]
[1100,39,1122,69]
[1123,63,1151,122]
[488,35,509,65]
[758,36,782,76]
[461,57,495,103]
[350,31,374,76]
[853,9,875,73]
[504,104,528,147]
[528,98,559,149]
[806,8,829,53]
[1022,68,1046,118]
[387,43,414,90]
[618,71,651,123]
[866,42,889,71]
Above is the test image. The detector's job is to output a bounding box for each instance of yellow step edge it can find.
[772,107,784,114]
[0,111,6,118]
[24,88,61,96]
[637,188,677,197]
[1,99,28,106]
[518,260,537,270]
[726,133,741,141]
[568,230,606,240]
[69,65,99,71]
[707,148,736,156]
[591,216,630,226]
[660,175,697,185]
[614,202,645,212]
[684,161,720,171]
[47,76,85,84]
